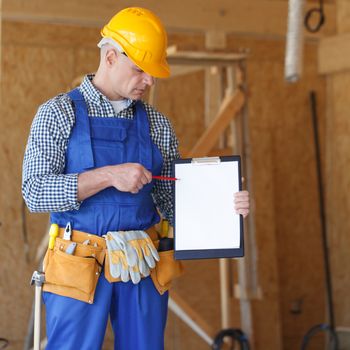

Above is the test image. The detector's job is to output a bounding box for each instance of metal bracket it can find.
[191,156,221,164]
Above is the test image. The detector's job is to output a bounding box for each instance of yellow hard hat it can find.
[101,7,170,78]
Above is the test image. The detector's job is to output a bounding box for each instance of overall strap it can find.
[67,88,95,170]
[135,101,152,170]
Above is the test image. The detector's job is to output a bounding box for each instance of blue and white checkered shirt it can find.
[22,75,179,224]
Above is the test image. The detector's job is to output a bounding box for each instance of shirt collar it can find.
[79,74,102,105]
[78,74,135,115]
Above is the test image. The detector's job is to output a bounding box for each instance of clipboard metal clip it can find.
[191,156,221,165]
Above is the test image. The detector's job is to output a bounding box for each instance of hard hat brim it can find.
[132,59,170,79]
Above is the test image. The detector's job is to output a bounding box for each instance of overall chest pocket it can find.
[91,125,128,166]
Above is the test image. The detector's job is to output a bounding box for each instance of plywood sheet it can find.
[0,21,98,346]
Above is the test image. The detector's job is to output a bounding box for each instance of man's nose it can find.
[143,73,155,86]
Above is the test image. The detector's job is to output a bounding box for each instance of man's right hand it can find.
[77,163,152,201]
[107,163,152,194]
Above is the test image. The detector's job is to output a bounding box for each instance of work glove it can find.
[105,230,159,284]
[105,234,136,283]
[123,230,159,270]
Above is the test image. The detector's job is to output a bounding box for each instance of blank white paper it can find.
[175,160,241,251]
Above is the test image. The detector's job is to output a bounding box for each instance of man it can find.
[22,7,250,350]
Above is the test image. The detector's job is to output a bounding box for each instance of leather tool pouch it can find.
[150,238,184,295]
[43,237,105,304]
[43,228,184,297]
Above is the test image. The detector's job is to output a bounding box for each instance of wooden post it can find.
[219,258,230,328]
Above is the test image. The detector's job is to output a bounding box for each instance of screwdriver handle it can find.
[160,219,169,238]
[48,224,59,249]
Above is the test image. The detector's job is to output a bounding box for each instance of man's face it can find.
[111,51,155,100]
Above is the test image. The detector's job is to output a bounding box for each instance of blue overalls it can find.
[44,89,169,350]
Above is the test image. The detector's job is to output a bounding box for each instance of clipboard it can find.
[173,155,244,260]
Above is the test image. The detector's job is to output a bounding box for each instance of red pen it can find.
[152,175,178,181]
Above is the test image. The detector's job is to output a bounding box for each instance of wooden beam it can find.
[170,65,204,77]
[205,67,223,129]
[168,51,247,66]
[187,89,245,158]
[318,33,350,74]
[2,0,336,38]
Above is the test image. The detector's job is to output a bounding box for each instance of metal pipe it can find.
[285,0,305,82]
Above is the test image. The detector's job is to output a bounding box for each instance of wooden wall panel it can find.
[0,44,75,341]
[0,21,100,348]
[74,48,99,78]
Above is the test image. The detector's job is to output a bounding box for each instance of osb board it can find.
[326,72,350,327]
[2,20,98,48]
[251,299,283,349]
[0,44,74,343]
[0,21,100,348]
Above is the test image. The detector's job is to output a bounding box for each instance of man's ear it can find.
[105,49,117,67]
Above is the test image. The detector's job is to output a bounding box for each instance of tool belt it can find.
[43,226,184,303]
